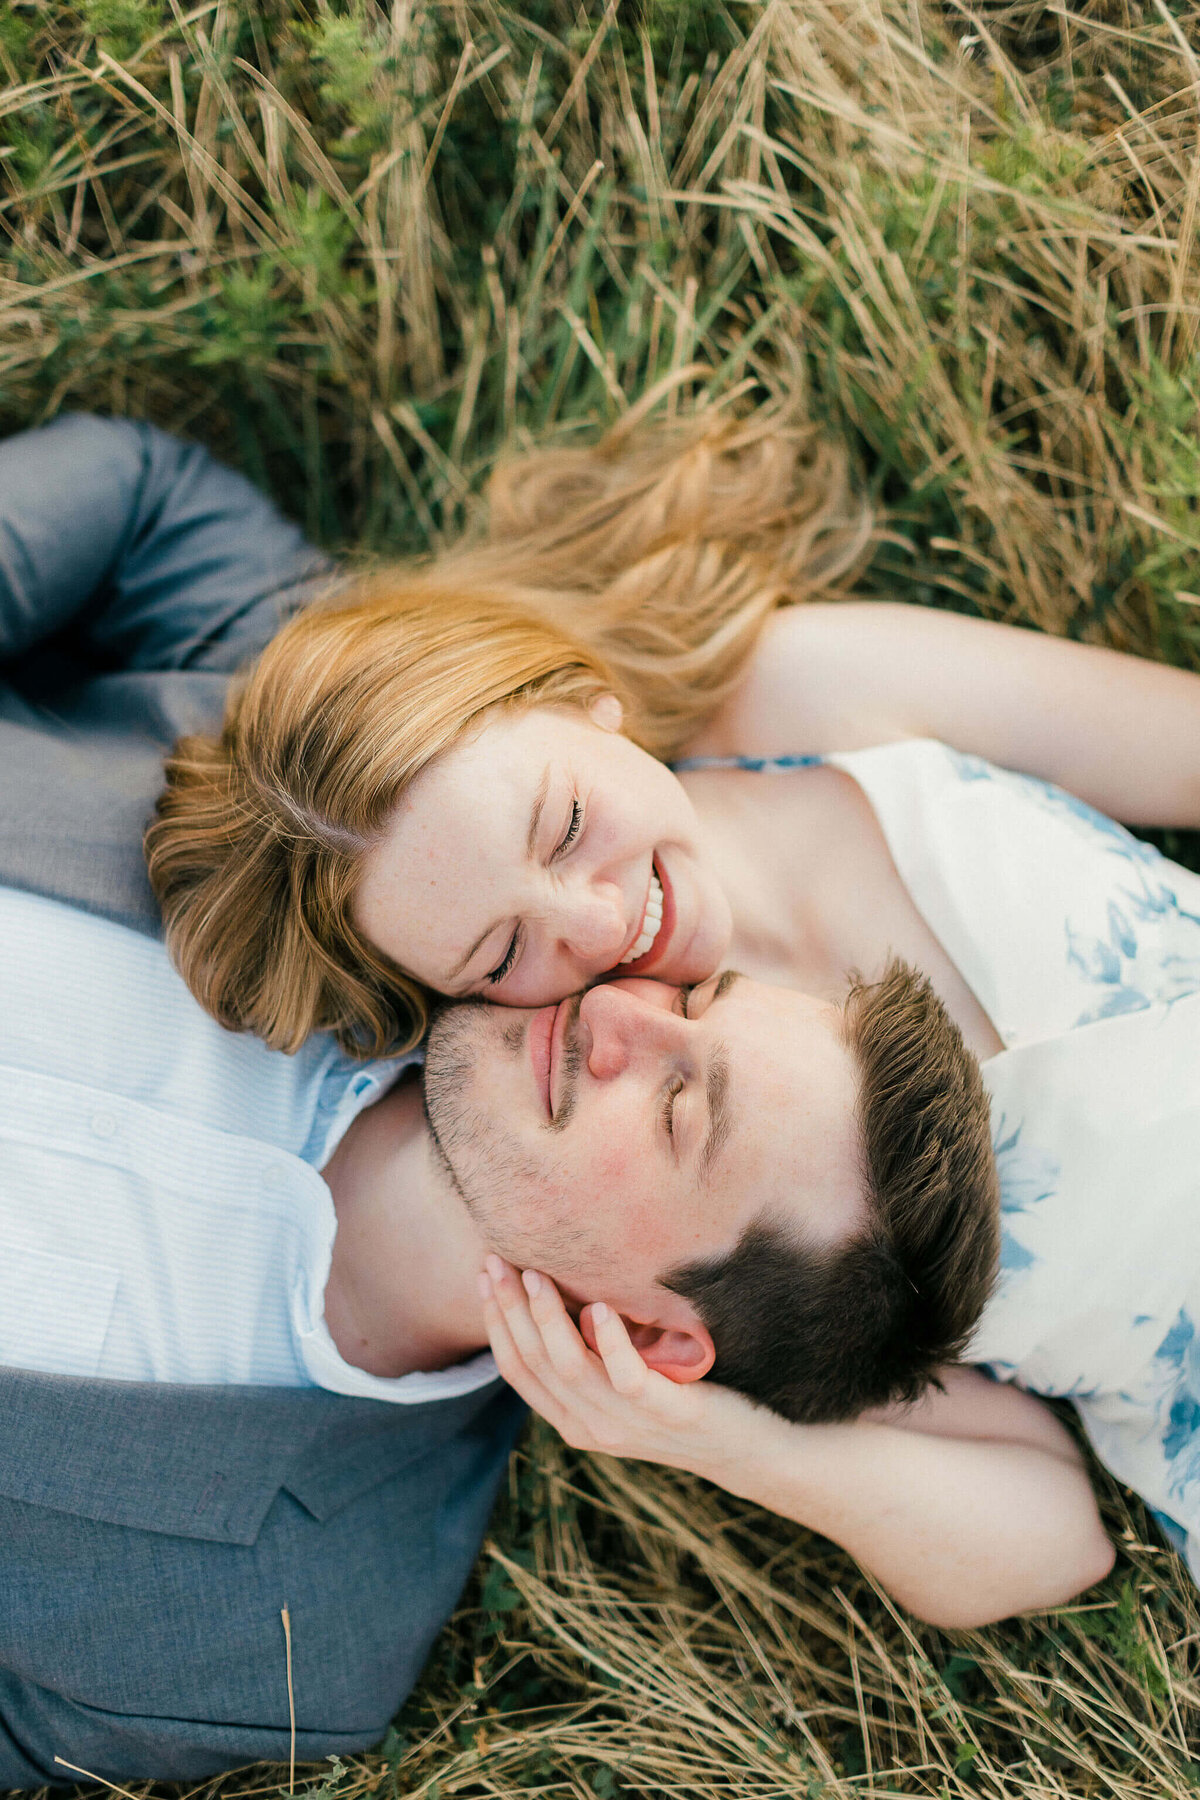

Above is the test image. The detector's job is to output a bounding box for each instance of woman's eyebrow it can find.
[446,766,551,985]
[526,766,551,857]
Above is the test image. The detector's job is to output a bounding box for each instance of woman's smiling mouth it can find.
[618,868,664,965]
[615,861,676,977]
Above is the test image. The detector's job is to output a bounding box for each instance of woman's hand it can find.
[479,1255,756,1482]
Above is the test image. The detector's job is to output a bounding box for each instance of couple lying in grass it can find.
[3,402,1199,1781]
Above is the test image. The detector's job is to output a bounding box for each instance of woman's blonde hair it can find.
[146,407,871,1058]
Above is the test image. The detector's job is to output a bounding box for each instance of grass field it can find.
[4,0,1200,1794]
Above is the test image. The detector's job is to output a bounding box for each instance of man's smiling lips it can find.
[528,1001,558,1118]
[528,997,581,1120]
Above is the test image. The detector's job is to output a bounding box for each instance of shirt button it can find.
[262,1164,287,1189]
[90,1111,119,1140]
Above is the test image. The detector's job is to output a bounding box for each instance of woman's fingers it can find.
[479,1270,565,1424]
[483,1258,642,1435]
[484,1257,606,1415]
[480,1259,721,1467]
[485,1255,561,1378]
[586,1302,650,1399]
[521,1268,595,1382]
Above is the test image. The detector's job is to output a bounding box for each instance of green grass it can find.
[4,0,1200,1793]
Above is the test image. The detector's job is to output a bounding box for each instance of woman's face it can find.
[353,699,733,1006]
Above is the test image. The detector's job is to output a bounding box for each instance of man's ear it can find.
[580,1309,715,1383]
[588,692,625,735]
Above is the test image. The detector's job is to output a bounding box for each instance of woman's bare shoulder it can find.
[682,601,917,760]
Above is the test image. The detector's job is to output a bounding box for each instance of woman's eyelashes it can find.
[553,798,582,860]
[486,931,520,986]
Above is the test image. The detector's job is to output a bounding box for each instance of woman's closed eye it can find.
[553,798,583,860]
[486,799,581,985]
[486,930,521,986]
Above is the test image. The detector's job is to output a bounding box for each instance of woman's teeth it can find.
[620,870,664,964]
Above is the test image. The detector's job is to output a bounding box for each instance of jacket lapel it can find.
[0,1366,512,1546]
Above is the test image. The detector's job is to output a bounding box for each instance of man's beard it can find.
[423,998,595,1272]
[423,1001,549,1230]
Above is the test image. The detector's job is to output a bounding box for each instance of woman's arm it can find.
[482,1261,1114,1630]
[0,413,328,675]
[693,602,1200,828]
[738,1368,1114,1627]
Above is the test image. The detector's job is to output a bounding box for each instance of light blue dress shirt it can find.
[0,882,496,1403]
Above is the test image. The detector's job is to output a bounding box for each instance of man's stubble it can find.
[423,1000,595,1272]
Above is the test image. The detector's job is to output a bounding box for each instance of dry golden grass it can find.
[407,1425,1200,1799]
[4,0,1200,1793]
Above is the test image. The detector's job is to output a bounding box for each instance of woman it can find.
[147,406,1200,1057]
[145,407,1200,1625]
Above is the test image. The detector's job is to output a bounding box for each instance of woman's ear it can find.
[588,692,625,734]
[580,1308,715,1384]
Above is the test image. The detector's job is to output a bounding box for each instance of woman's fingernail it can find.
[522,1269,542,1297]
[477,1271,492,1301]
[486,1253,506,1283]
[591,1302,609,1325]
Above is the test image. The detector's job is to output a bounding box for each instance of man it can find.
[1,873,1036,1785]
[1,831,1026,1778]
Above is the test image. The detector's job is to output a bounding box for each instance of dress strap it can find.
[670,752,826,773]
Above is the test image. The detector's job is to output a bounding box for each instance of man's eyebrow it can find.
[692,970,740,1185]
[697,1042,732,1188]
[526,765,551,858]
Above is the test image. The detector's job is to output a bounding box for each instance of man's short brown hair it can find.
[664,958,1000,1423]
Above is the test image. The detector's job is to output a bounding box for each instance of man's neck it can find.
[320,1072,489,1379]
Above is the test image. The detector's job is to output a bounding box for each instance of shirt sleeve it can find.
[0,413,334,675]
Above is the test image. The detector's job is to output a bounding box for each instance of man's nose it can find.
[578,980,685,1080]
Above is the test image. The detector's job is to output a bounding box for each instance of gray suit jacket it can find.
[0,416,523,1787]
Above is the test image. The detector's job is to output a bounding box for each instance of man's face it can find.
[423,973,866,1320]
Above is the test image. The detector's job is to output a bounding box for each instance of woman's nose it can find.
[579,982,684,1081]
[558,882,628,966]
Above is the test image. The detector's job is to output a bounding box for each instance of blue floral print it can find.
[991,1117,1058,1275]
[1152,1312,1200,1503]
[945,747,1200,1024]
[674,736,1200,1570]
